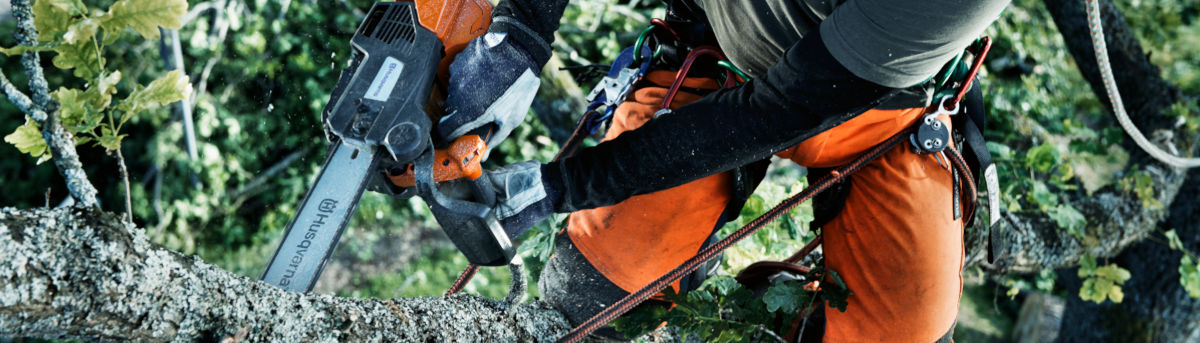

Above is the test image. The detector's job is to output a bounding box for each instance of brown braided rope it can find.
[445,263,479,295]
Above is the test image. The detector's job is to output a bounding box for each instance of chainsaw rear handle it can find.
[411,146,515,266]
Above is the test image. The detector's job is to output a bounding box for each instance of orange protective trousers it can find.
[565,71,963,342]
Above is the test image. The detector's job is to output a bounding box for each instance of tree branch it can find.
[0,207,571,342]
[5,0,101,209]
[12,0,53,110]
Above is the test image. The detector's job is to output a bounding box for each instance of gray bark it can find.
[0,206,570,342]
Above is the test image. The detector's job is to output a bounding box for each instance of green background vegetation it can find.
[2,0,1199,341]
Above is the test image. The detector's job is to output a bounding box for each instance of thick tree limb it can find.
[0,207,570,342]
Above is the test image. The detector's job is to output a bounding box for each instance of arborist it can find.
[430,0,1010,341]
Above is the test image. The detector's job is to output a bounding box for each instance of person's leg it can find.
[538,71,748,328]
[818,125,964,343]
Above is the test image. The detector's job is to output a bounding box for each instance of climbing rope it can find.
[1084,0,1200,168]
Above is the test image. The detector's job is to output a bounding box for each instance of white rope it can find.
[1085,0,1200,168]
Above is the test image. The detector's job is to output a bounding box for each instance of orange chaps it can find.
[553,71,963,342]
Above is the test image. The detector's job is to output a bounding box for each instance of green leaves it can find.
[1180,255,1200,298]
[822,269,853,312]
[99,0,188,40]
[19,0,188,79]
[119,69,191,125]
[1071,144,1130,194]
[1077,254,1132,304]
[1166,229,1185,251]
[53,88,100,133]
[51,39,104,79]
[1048,203,1087,238]
[763,282,804,313]
[4,118,51,164]
[32,0,87,42]
[1024,143,1061,174]
[1163,229,1200,299]
[63,18,100,44]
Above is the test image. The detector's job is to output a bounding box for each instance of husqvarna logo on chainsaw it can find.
[365,56,405,102]
[318,199,338,212]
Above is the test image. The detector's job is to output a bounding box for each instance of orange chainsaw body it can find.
[388,0,493,188]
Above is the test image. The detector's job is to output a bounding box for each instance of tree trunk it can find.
[1036,0,1200,341]
[0,207,569,342]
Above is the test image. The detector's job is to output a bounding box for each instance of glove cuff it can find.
[490,16,553,68]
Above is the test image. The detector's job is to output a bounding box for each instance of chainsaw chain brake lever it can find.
[411,142,515,266]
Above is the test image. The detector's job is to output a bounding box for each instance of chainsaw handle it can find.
[388,134,487,188]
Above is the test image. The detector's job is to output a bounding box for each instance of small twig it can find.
[502,258,527,309]
[0,70,41,120]
[753,324,788,343]
[116,148,133,222]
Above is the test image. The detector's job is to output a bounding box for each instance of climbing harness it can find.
[1084,0,1200,168]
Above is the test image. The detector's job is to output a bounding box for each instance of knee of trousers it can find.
[538,231,631,326]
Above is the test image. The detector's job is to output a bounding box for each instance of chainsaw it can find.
[260,0,535,292]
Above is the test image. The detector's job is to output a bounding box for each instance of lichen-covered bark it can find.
[0,207,569,342]
[964,163,1184,273]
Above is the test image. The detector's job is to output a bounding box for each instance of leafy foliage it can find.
[3,118,50,164]
[1163,229,1200,299]
[99,0,188,40]
[5,0,192,154]
[1077,254,1132,304]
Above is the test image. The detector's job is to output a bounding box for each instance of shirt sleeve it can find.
[820,0,1010,88]
[543,31,898,212]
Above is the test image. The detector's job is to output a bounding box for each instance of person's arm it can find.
[542,0,1010,212]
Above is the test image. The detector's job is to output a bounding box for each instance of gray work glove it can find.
[440,161,558,241]
[483,161,558,239]
[439,30,542,158]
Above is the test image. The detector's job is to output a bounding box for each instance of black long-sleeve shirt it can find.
[490,0,1010,212]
